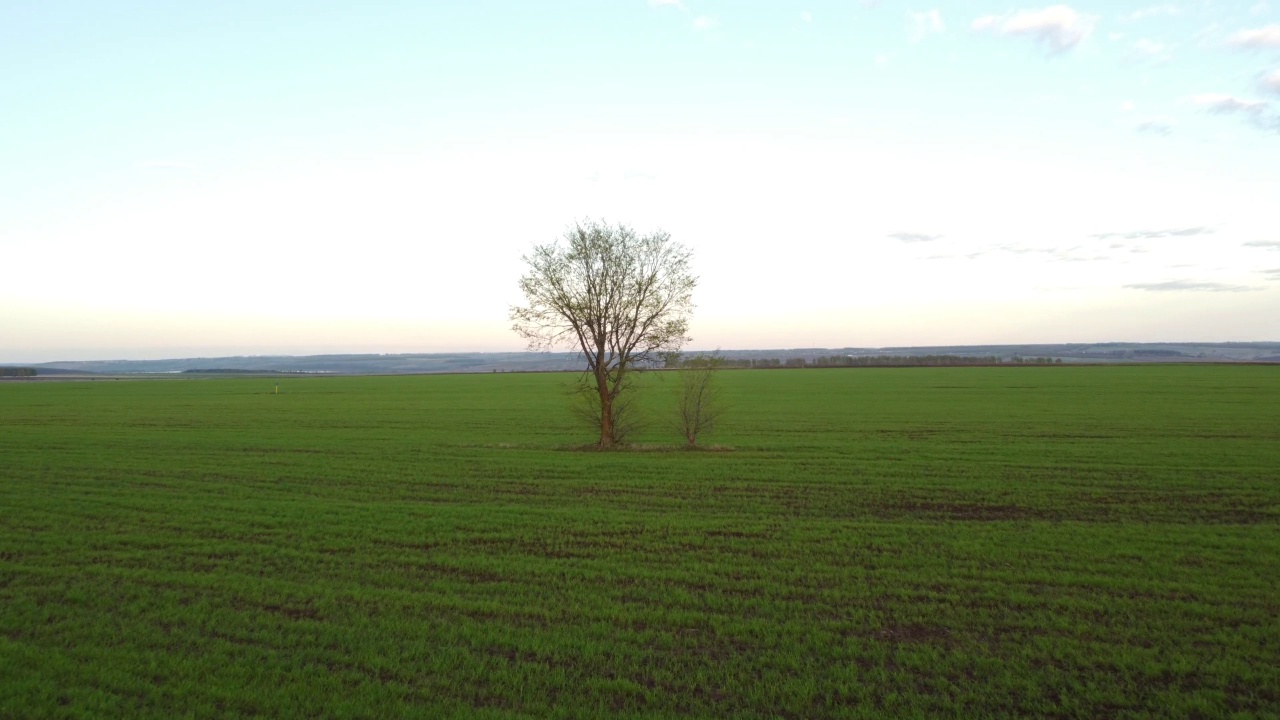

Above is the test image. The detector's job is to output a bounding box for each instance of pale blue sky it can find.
[3,1,1278,362]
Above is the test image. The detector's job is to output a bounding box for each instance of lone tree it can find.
[511,219,696,446]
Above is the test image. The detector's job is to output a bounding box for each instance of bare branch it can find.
[674,351,725,446]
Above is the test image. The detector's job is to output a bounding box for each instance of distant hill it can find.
[28,352,585,376]
[17,342,1279,376]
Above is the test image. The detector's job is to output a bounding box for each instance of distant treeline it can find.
[668,355,1061,369]
[1082,349,1188,359]
[0,367,37,377]
[180,369,329,375]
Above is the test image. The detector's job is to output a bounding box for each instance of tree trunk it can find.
[596,369,614,446]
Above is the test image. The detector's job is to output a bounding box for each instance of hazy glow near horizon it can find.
[3,1,1279,363]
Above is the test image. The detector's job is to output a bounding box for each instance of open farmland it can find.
[1,366,1278,718]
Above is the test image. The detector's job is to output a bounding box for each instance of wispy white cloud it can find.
[1135,118,1174,135]
[1122,4,1182,22]
[1188,94,1280,134]
[1227,24,1280,48]
[1129,38,1172,62]
[889,232,942,243]
[1125,280,1261,292]
[1260,69,1280,95]
[972,5,1096,54]
[1094,227,1211,240]
[908,9,945,43]
[1191,93,1268,114]
[1246,240,1280,249]
[692,15,717,30]
[801,10,813,23]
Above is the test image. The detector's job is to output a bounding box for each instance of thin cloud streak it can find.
[1135,119,1173,135]
[1190,94,1280,133]
[1094,227,1212,240]
[1125,280,1262,292]
[1191,94,1268,114]
[972,5,1096,54]
[889,232,942,243]
[1227,24,1280,49]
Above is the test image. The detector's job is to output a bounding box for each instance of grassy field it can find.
[1,366,1278,718]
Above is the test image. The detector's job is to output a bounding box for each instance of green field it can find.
[2,367,1278,718]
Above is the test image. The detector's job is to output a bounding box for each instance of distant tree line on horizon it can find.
[0,367,37,377]
[180,369,329,375]
[665,355,1062,369]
